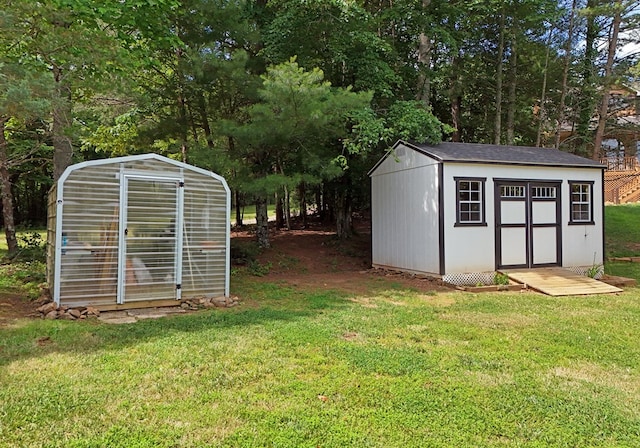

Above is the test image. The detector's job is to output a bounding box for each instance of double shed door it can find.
[495,180,561,269]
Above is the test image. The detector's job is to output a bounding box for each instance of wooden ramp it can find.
[501,268,623,296]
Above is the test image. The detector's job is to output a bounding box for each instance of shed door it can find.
[495,181,561,269]
[118,176,184,304]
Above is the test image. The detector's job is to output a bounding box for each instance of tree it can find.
[592,0,626,159]
[0,65,50,256]
[261,0,398,102]
[0,5,52,254]
[225,59,372,246]
[4,0,182,180]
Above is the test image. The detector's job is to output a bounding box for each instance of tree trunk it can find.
[255,195,270,248]
[554,0,577,150]
[536,28,553,147]
[449,55,462,142]
[494,6,506,145]
[506,34,518,145]
[298,183,307,229]
[335,189,352,239]
[592,1,622,160]
[275,192,284,229]
[234,190,243,227]
[315,186,324,221]
[576,2,599,157]
[198,94,215,149]
[283,185,291,230]
[52,65,73,182]
[0,117,18,256]
[229,137,244,227]
[416,0,432,106]
[451,95,462,142]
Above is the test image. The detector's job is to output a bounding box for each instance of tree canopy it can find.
[2,0,640,244]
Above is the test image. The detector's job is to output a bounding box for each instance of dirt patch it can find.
[0,292,43,326]
[234,218,451,295]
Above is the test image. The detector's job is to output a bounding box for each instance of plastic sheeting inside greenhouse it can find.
[47,154,230,310]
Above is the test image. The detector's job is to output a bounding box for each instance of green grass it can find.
[604,203,640,280]
[0,229,47,299]
[0,229,46,253]
[1,279,640,447]
[231,204,278,222]
[605,203,640,258]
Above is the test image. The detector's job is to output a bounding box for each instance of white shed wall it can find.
[371,146,440,275]
[443,163,603,273]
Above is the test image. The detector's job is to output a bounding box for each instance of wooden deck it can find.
[501,268,623,296]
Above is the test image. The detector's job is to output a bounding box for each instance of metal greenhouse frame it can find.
[47,154,230,310]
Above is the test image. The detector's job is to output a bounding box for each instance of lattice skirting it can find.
[442,271,500,286]
[565,265,604,280]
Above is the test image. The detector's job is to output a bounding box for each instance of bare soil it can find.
[233,217,450,295]
[0,292,43,326]
[0,217,450,326]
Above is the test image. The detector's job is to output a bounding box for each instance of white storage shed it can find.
[369,140,605,285]
[47,154,230,309]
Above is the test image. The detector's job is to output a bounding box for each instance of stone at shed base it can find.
[201,296,239,308]
[36,300,101,320]
[85,307,100,317]
[37,302,58,315]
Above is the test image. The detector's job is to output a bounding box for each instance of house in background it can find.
[369,140,605,285]
[47,154,230,310]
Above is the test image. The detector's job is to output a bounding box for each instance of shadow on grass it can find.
[0,287,352,367]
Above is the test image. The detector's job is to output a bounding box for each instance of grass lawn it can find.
[605,203,640,280]
[2,279,640,446]
[1,207,640,446]
[0,229,47,300]
[604,203,640,258]
[231,204,278,222]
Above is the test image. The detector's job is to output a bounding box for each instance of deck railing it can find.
[604,172,640,203]
[599,156,638,171]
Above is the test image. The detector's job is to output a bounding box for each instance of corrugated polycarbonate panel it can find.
[181,169,228,298]
[58,164,121,307]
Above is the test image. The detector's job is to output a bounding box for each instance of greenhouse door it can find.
[118,175,184,304]
[495,180,561,269]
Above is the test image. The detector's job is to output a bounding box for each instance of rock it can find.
[68,309,82,319]
[59,312,76,320]
[44,310,58,320]
[210,296,228,308]
[202,299,216,308]
[85,307,100,317]
[37,302,58,314]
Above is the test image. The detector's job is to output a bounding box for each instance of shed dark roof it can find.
[401,140,605,169]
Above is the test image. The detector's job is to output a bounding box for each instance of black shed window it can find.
[569,181,594,224]
[455,177,486,226]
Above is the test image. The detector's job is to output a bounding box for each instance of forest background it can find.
[1,0,639,250]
